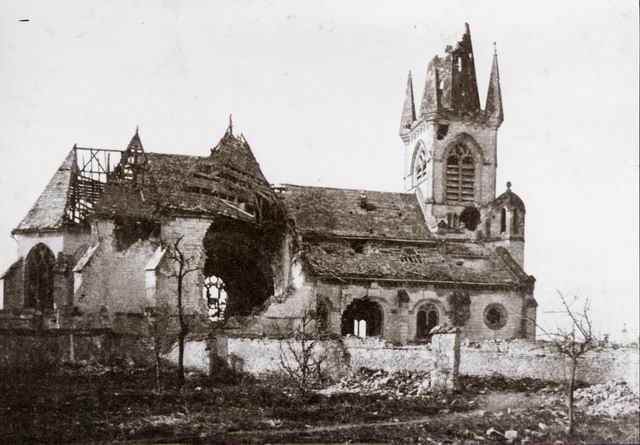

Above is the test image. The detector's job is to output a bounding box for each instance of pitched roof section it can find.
[14,149,76,233]
[279,184,431,241]
[303,240,532,289]
[94,128,277,222]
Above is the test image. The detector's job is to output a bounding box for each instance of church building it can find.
[1,24,536,344]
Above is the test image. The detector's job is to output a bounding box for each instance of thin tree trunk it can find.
[177,269,185,388]
[568,359,576,435]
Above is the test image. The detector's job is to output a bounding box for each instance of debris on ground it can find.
[318,367,432,397]
[575,381,640,417]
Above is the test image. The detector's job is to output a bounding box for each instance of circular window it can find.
[484,303,507,330]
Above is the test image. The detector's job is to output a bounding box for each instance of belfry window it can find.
[24,243,55,310]
[445,144,475,203]
[414,148,428,183]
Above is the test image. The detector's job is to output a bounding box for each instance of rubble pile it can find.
[575,381,640,417]
[319,367,432,397]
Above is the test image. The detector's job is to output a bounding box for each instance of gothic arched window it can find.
[445,144,475,203]
[203,275,227,321]
[414,146,428,183]
[24,243,55,310]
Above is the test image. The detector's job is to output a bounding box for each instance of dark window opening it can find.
[24,244,55,311]
[500,208,507,233]
[341,299,383,337]
[416,303,439,342]
[445,144,475,203]
[436,125,449,140]
[484,303,507,330]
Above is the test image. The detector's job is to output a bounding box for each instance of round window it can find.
[484,303,507,330]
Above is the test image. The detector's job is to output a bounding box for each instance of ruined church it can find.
[1,25,536,345]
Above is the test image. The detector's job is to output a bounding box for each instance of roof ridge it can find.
[281,183,415,195]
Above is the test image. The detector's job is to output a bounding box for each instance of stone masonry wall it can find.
[459,339,640,393]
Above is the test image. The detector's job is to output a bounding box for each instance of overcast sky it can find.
[0,0,638,339]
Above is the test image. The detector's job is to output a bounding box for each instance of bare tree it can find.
[278,308,328,395]
[164,236,201,388]
[538,292,601,435]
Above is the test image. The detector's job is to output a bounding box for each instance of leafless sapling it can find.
[278,308,329,395]
[163,235,202,388]
[538,292,602,435]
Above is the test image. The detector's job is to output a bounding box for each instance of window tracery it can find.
[445,143,475,202]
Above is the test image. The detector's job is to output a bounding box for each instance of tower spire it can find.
[485,44,504,125]
[399,71,417,136]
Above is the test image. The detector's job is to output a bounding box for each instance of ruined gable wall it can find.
[74,220,158,324]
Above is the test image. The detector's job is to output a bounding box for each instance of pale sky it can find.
[0,0,638,339]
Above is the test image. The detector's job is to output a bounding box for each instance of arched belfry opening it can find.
[202,217,285,320]
[341,299,383,337]
[24,243,56,311]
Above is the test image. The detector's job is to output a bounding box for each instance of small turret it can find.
[485,44,504,126]
[399,72,417,139]
[483,181,526,267]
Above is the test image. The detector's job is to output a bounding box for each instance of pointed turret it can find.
[485,44,504,125]
[399,72,417,136]
[112,127,148,184]
[420,60,441,116]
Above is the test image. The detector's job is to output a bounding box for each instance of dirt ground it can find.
[0,363,638,444]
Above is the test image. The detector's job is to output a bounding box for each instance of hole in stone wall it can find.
[436,124,449,140]
[460,206,481,231]
[203,217,283,319]
[113,216,161,251]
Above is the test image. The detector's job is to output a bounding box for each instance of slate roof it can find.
[279,185,431,241]
[303,241,532,288]
[13,149,76,233]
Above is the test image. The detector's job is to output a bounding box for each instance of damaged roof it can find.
[280,185,431,241]
[303,241,532,289]
[95,128,277,222]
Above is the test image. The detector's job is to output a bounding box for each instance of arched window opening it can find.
[416,303,439,342]
[445,144,475,203]
[500,208,507,233]
[341,299,383,337]
[203,275,227,321]
[414,148,428,183]
[24,244,55,310]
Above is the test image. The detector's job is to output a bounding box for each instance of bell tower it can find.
[399,24,504,237]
